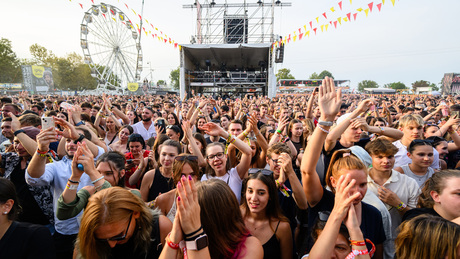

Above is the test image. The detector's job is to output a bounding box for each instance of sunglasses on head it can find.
[248,168,274,176]
[175,155,198,162]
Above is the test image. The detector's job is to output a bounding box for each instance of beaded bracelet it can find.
[317,125,330,134]
[91,176,104,185]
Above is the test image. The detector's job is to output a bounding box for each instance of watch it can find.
[185,234,208,251]
[74,134,85,144]
[318,120,333,126]
[13,129,25,136]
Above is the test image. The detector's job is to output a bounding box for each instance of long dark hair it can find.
[241,172,288,229]
[0,178,20,221]
[96,151,126,187]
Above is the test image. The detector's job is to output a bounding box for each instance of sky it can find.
[2,0,460,90]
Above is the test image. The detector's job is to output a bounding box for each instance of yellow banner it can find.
[127,83,139,92]
[32,66,44,78]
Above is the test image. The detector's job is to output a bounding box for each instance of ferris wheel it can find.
[80,3,142,91]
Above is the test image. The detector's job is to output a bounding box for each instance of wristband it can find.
[13,129,25,136]
[396,201,407,211]
[226,133,233,143]
[318,120,333,126]
[276,129,282,135]
[91,175,104,185]
[166,233,180,250]
[349,240,366,247]
[36,149,48,155]
[66,183,78,190]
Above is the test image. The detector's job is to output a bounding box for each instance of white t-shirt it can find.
[201,167,243,202]
[392,140,439,169]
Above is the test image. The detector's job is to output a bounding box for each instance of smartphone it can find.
[41,117,55,130]
[155,119,166,133]
[126,159,133,164]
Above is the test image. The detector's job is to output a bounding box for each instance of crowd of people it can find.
[0,78,459,259]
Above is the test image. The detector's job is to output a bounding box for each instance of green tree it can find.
[157,80,166,86]
[276,68,295,82]
[318,70,334,79]
[309,72,319,79]
[29,44,55,66]
[357,80,379,92]
[412,80,430,93]
[170,67,180,89]
[0,38,21,83]
[385,82,407,90]
[430,83,439,92]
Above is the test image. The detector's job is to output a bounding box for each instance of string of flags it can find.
[273,0,398,47]
[70,0,178,48]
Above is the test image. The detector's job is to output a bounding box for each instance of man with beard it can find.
[132,107,157,141]
[25,117,105,259]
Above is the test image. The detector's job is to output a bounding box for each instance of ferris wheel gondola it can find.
[80,3,142,92]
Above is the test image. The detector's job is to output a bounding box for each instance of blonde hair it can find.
[395,214,460,259]
[77,187,154,259]
[326,149,367,191]
[398,114,424,129]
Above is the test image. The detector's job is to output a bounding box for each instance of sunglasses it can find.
[248,168,274,176]
[298,116,305,119]
[175,156,198,162]
[96,213,132,242]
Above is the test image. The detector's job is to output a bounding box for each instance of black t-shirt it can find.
[402,207,441,222]
[10,163,50,225]
[0,221,56,259]
[302,188,386,255]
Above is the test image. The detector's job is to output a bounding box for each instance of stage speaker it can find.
[224,16,248,44]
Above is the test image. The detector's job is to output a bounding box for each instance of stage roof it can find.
[278,79,350,86]
[181,44,271,69]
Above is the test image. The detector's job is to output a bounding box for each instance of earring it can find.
[3,212,7,215]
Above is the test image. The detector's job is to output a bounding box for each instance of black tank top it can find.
[262,221,281,259]
[147,168,174,201]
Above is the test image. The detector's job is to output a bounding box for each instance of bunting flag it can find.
[368,2,374,12]
[333,21,338,28]
[364,8,369,16]
[90,0,93,3]
[309,21,313,29]
[382,0,385,4]
[377,3,382,11]
[391,0,395,5]
[299,33,303,40]
[330,7,336,12]
[325,24,329,31]
[124,3,128,9]
[338,1,343,10]
[313,28,317,35]
[79,3,83,8]
[338,17,342,25]
[102,13,106,19]
[316,17,319,23]
[322,12,327,19]
[357,8,363,12]
[353,13,358,20]
[343,17,348,22]
[347,13,351,21]
[320,25,324,32]
[305,31,310,37]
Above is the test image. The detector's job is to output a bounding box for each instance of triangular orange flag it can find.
[313,28,317,35]
[79,3,83,8]
[368,2,373,12]
[299,33,303,40]
[333,21,337,28]
[353,13,358,20]
[364,8,369,16]
[310,21,313,29]
[347,13,351,21]
[323,12,327,19]
[377,3,382,11]
[338,1,343,10]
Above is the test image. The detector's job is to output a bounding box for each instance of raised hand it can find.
[318,76,342,121]
[8,112,21,132]
[199,122,224,137]
[54,116,80,140]
[36,127,58,152]
[331,174,361,221]
[177,176,201,235]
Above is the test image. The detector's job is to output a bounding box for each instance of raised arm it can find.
[301,77,342,207]
[9,113,37,156]
[27,127,58,178]
[305,91,316,119]
[325,99,372,152]
[182,120,206,168]
[278,152,308,210]
[200,122,252,179]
